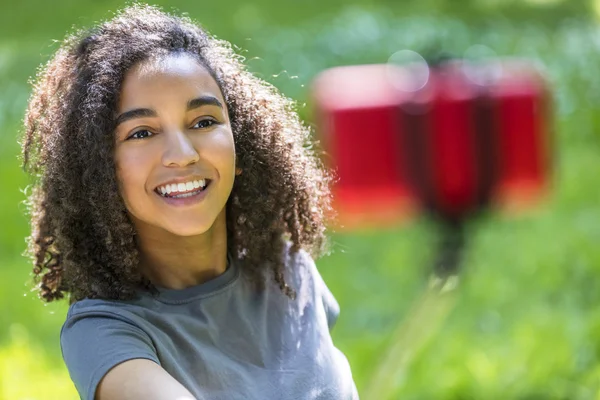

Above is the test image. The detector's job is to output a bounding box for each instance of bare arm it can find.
[96,359,197,400]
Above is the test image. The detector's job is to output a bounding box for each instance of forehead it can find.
[119,53,223,107]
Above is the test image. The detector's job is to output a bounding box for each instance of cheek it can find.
[115,150,150,211]
[201,130,236,172]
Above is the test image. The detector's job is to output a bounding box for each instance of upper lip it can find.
[154,175,212,191]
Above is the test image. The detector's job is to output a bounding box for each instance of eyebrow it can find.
[115,95,224,126]
[115,108,156,126]
[188,95,223,111]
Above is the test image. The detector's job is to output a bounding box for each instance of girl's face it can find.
[114,53,236,237]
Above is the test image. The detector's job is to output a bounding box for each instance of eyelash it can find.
[126,118,218,140]
[128,130,153,140]
[192,118,218,129]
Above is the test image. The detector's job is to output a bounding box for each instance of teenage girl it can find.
[21,4,358,399]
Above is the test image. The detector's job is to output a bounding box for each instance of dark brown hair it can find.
[21,4,333,302]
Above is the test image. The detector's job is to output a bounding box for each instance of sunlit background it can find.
[1,0,600,398]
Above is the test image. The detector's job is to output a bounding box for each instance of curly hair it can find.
[21,4,334,303]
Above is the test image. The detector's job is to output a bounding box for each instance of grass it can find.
[1,0,600,399]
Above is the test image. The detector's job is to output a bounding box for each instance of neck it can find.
[133,210,229,290]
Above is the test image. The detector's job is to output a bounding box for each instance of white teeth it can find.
[173,192,195,198]
[157,179,209,197]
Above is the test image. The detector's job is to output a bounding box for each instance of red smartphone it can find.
[312,59,551,229]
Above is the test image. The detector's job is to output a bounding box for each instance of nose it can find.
[162,130,200,167]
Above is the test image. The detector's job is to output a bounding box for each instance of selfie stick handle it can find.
[363,220,465,399]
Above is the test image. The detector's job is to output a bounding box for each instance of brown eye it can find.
[128,129,154,140]
[192,118,217,129]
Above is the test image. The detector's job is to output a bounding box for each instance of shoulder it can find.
[281,243,328,289]
[280,243,319,290]
[62,297,157,352]
[61,298,161,399]
[68,297,137,317]
[281,243,341,330]
[62,297,161,352]
[64,297,148,330]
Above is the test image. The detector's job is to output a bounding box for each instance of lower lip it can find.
[155,182,211,207]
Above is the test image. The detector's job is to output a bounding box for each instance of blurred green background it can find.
[1,0,600,398]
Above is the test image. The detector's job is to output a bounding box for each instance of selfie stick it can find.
[313,58,551,399]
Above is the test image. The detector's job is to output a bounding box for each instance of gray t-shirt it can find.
[61,249,359,400]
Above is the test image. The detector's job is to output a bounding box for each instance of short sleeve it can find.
[60,308,160,400]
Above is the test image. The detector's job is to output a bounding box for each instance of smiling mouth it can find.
[154,179,212,199]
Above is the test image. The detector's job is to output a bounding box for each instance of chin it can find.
[165,221,213,237]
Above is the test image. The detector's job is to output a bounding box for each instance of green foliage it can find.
[0,325,76,398]
[1,0,599,399]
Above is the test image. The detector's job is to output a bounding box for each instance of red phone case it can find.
[312,60,551,228]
